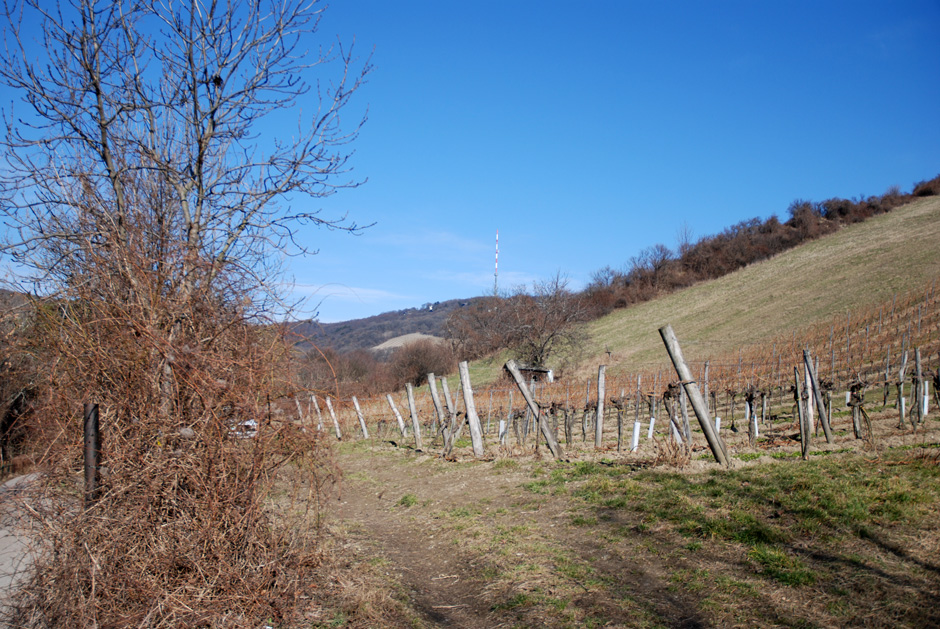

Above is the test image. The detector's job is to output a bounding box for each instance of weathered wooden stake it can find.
[504,360,563,459]
[746,399,755,448]
[680,385,691,442]
[324,396,342,440]
[294,396,306,426]
[458,361,485,457]
[386,394,408,438]
[310,394,324,431]
[84,402,100,509]
[427,373,446,440]
[406,383,423,450]
[897,349,909,428]
[914,348,923,429]
[803,350,834,443]
[794,367,809,460]
[658,325,729,466]
[352,396,369,439]
[594,365,606,448]
[703,361,710,414]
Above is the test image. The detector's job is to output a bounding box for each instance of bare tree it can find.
[1,0,370,297]
[0,0,367,624]
[446,274,587,370]
[508,273,588,369]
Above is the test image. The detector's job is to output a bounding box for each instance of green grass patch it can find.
[747,545,817,586]
[397,493,418,507]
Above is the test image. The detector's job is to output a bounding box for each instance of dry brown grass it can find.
[575,195,940,376]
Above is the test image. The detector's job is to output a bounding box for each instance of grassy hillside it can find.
[567,195,940,379]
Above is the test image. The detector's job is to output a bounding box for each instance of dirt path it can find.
[332,449,515,627]
[328,443,709,628]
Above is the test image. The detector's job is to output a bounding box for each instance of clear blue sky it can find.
[289,0,939,323]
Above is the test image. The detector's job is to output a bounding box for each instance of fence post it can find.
[658,325,729,466]
[83,402,100,509]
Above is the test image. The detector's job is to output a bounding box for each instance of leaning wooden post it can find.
[594,365,606,448]
[83,402,100,509]
[406,383,423,450]
[352,396,369,439]
[658,325,729,466]
[310,394,324,431]
[294,396,307,426]
[803,350,834,443]
[440,377,457,420]
[427,373,446,439]
[324,396,342,440]
[386,394,408,438]
[504,360,563,459]
[458,361,485,457]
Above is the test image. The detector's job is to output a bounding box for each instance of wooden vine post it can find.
[310,394,324,431]
[352,396,369,439]
[427,373,446,439]
[325,396,342,440]
[594,365,606,448]
[440,376,463,455]
[658,325,729,466]
[794,367,809,460]
[458,361,486,457]
[803,350,834,443]
[913,348,924,429]
[386,394,408,438]
[504,360,563,459]
[405,383,423,450]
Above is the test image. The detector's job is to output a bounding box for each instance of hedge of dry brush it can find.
[3,261,336,627]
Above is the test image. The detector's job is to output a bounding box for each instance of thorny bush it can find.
[3,247,337,628]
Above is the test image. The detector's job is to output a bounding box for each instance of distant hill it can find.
[288,297,489,354]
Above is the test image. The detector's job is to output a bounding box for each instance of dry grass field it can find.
[576,195,940,377]
[309,196,940,627]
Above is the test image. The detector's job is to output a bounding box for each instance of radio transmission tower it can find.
[494,229,499,296]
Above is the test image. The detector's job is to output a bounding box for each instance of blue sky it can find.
[286,0,939,322]
[3,1,937,322]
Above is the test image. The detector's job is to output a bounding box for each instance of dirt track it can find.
[329,444,712,628]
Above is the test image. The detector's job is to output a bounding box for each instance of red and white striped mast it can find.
[494,229,499,296]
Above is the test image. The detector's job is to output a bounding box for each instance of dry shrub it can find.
[3,253,336,627]
[388,338,455,388]
[653,435,692,468]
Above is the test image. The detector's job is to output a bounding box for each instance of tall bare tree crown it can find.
[0,0,371,305]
